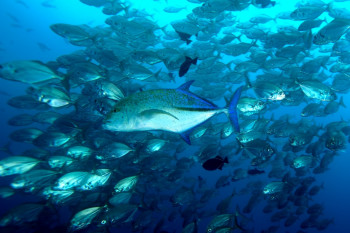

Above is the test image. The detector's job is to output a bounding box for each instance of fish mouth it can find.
[101,120,112,129]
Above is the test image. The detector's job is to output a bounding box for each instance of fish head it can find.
[326,134,346,151]
[263,187,271,195]
[273,89,286,100]
[293,159,303,169]
[50,24,67,37]
[103,106,137,132]
[254,100,266,111]
[0,62,18,78]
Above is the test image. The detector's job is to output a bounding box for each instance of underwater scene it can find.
[1,0,350,232]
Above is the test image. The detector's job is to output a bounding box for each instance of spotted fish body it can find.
[103,81,242,144]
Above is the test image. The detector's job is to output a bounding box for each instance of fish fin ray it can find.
[228,86,243,133]
[177,80,218,109]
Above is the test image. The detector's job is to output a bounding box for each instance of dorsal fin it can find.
[177,80,195,92]
[176,80,218,110]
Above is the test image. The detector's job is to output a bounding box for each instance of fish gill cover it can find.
[0,0,350,232]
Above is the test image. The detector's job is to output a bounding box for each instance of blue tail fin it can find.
[228,86,243,133]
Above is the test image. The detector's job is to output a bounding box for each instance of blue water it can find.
[1,0,350,232]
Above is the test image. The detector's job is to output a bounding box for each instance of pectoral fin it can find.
[139,109,179,120]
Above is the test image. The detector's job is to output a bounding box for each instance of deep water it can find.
[1,0,350,233]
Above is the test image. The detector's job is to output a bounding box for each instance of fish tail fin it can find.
[234,205,246,231]
[61,75,70,92]
[224,157,229,164]
[192,57,198,65]
[231,188,237,196]
[326,2,333,12]
[245,75,252,88]
[320,182,325,190]
[339,96,346,108]
[154,68,162,78]
[123,4,132,15]
[251,39,258,47]
[0,142,12,155]
[227,86,243,133]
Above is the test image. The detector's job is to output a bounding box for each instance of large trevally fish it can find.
[103,81,243,144]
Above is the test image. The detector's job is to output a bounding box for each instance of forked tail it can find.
[228,86,243,133]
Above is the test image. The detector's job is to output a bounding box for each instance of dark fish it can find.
[202,156,228,171]
[175,30,192,45]
[7,12,20,23]
[253,0,276,8]
[15,0,29,8]
[0,90,10,96]
[179,56,197,77]
[37,42,51,52]
[42,1,56,8]
[247,168,265,175]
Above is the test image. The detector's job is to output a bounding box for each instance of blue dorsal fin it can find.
[177,80,195,92]
[176,80,218,110]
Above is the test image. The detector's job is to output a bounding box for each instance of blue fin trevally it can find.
[103,81,243,144]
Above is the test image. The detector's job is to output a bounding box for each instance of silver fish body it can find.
[103,81,242,144]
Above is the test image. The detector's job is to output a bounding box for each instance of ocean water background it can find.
[0,0,350,232]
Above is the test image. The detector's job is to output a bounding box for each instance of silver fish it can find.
[103,81,242,144]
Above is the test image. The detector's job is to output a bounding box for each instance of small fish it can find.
[313,18,350,45]
[70,206,103,231]
[15,0,29,8]
[114,175,139,192]
[0,60,64,85]
[297,79,335,101]
[179,57,198,77]
[41,0,56,8]
[175,30,192,45]
[202,156,229,171]
[164,6,186,13]
[37,42,50,52]
[247,168,265,175]
[252,0,276,8]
